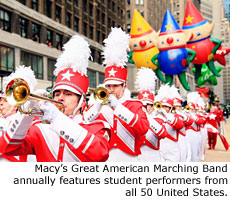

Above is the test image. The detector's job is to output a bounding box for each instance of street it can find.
[203,120,230,162]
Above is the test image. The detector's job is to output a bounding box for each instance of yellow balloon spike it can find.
[129,9,159,70]
[130,9,153,38]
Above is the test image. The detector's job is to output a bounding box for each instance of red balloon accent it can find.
[166,37,174,44]
[139,40,147,47]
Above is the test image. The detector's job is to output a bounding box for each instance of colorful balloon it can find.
[128,9,165,82]
[152,9,196,91]
[182,0,222,80]
[192,64,222,86]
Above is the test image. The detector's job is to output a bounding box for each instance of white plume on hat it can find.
[5,65,37,92]
[102,27,130,68]
[136,67,156,93]
[155,84,171,102]
[197,95,205,108]
[54,35,91,76]
[187,91,200,104]
[170,85,182,100]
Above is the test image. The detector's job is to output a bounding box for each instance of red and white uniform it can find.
[0,114,27,162]
[138,114,167,162]
[97,96,149,162]
[206,112,218,149]
[0,112,110,162]
[186,112,205,162]
[198,112,208,160]
[158,113,184,162]
[175,112,194,162]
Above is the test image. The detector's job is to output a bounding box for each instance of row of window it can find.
[0,45,104,88]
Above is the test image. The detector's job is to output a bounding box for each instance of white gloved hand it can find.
[152,109,159,117]
[190,112,197,121]
[84,102,102,122]
[108,94,119,109]
[39,101,61,123]
[21,99,39,116]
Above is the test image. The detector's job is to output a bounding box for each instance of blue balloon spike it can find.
[160,9,181,33]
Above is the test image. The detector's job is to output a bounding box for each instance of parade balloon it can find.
[182,0,222,80]
[128,9,166,83]
[192,64,222,86]
[152,9,196,91]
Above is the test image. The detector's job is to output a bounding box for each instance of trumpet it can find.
[154,101,162,110]
[5,78,64,116]
[184,105,190,112]
[172,105,176,113]
[90,86,110,105]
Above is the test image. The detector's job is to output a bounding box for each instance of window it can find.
[47,29,53,47]
[55,5,62,22]
[21,51,43,79]
[89,3,93,17]
[136,0,139,5]
[56,33,63,50]
[74,0,78,8]
[89,25,94,39]
[97,30,100,42]
[127,0,130,5]
[102,13,105,24]
[97,9,100,22]
[48,59,56,81]
[31,0,39,11]
[127,24,131,33]
[140,10,144,17]
[67,12,72,28]
[18,0,26,4]
[112,2,115,12]
[83,22,88,36]
[127,10,131,19]
[46,0,52,18]
[0,8,11,32]
[83,1,87,13]
[0,45,14,72]
[32,22,40,42]
[19,17,27,38]
[74,17,79,32]
[99,72,104,84]
[87,70,96,88]
[140,0,144,5]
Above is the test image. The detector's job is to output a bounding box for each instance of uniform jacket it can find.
[0,112,110,162]
[97,96,149,156]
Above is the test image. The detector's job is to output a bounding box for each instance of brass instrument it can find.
[5,78,64,116]
[172,105,176,113]
[154,101,162,110]
[90,86,110,105]
[184,105,190,112]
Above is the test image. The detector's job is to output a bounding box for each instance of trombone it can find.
[89,86,110,105]
[5,78,64,116]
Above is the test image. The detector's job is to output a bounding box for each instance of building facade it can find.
[0,0,126,92]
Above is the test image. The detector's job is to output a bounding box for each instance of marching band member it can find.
[0,35,110,162]
[207,105,219,150]
[154,84,184,162]
[197,97,208,160]
[171,86,193,162]
[136,68,167,162]
[186,92,205,162]
[84,28,149,161]
[0,67,37,162]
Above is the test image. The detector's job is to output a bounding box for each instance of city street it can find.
[203,120,230,162]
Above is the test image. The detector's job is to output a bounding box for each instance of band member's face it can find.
[54,89,80,116]
[0,97,15,116]
[146,104,154,114]
[162,105,171,113]
[105,84,125,99]
[175,106,182,111]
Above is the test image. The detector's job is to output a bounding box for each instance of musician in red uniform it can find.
[207,105,219,149]
[84,28,149,161]
[0,35,110,162]
[135,68,167,162]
